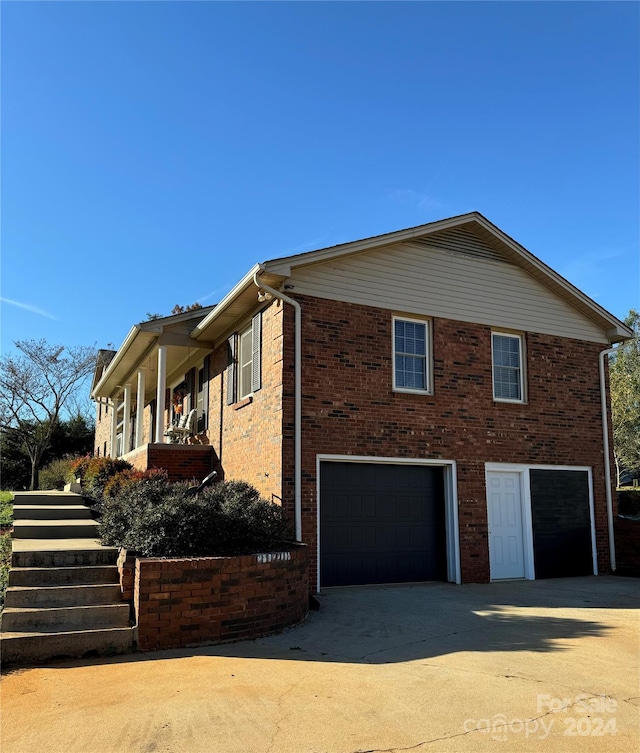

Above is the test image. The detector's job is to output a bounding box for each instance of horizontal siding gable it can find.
[289,241,607,343]
[413,225,512,264]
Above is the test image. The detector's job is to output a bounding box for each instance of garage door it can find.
[530,469,593,578]
[320,462,447,587]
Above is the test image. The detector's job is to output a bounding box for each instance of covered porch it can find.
[92,308,217,480]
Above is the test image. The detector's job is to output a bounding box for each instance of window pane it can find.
[395,354,425,389]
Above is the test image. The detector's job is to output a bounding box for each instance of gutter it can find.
[599,345,619,572]
[253,268,302,543]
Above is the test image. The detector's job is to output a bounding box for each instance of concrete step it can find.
[1,603,131,632]
[8,565,119,587]
[12,541,118,568]
[12,519,100,539]
[4,584,122,609]
[0,627,135,666]
[12,492,85,506]
[13,505,93,521]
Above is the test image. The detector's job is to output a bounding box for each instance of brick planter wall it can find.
[122,443,215,483]
[614,516,640,576]
[133,546,308,651]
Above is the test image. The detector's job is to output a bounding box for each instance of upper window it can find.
[492,332,525,402]
[393,317,431,393]
[238,326,253,400]
[227,311,263,405]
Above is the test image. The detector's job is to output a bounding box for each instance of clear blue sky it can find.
[2,1,638,357]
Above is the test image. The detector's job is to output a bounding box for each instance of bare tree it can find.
[0,340,96,490]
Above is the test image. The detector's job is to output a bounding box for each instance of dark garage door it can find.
[320,462,447,587]
[530,469,593,579]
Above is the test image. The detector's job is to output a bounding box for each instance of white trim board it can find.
[316,454,461,592]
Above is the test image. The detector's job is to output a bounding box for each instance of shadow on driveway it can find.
[10,575,638,673]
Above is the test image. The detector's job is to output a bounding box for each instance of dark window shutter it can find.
[226,335,237,405]
[202,355,210,430]
[187,367,196,410]
[251,311,262,393]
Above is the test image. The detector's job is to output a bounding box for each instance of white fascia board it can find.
[192,264,262,340]
[91,325,141,399]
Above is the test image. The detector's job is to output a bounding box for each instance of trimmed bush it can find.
[99,478,293,558]
[39,456,79,490]
[618,488,640,517]
[70,456,133,502]
[103,467,168,499]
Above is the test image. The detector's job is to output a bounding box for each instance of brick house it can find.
[91,212,632,590]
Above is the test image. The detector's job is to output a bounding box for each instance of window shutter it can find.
[202,355,210,429]
[226,335,237,405]
[251,311,262,393]
[187,367,196,410]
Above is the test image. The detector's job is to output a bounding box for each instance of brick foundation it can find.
[133,546,309,651]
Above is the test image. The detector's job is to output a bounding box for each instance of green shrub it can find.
[0,532,12,611]
[71,456,133,502]
[103,467,168,499]
[0,494,12,527]
[39,456,80,490]
[618,488,640,517]
[99,479,293,558]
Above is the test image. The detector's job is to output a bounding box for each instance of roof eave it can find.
[91,326,141,399]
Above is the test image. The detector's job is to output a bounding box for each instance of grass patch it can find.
[0,491,13,527]
[0,531,12,612]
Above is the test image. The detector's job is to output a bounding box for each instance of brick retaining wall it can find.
[133,546,308,651]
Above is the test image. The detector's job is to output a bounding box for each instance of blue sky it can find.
[2,1,638,358]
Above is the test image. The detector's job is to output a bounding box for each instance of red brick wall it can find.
[123,443,214,483]
[278,294,614,587]
[133,547,308,651]
[94,401,111,457]
[206,299,285,502]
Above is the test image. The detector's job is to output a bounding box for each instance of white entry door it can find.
[487,471,525,580]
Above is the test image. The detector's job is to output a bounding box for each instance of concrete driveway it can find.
[1,576,638,753]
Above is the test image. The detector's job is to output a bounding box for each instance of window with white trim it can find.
[393,317,430,392]
[492,332,525,402]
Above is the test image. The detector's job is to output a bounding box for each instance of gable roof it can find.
[193,212,632,344]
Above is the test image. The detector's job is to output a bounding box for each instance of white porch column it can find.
[135,369,145,448]
[155,345,167,444]
[122,384,132,455]
[109,397,118,457]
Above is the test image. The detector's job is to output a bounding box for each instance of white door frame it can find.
[485,468,533,581]
[316,454,461,592]
[485,463,598,581]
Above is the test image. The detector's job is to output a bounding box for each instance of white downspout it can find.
[253,268,302,542]
[599,345,618,572]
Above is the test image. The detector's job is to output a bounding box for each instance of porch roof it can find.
[92,307,216,400]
